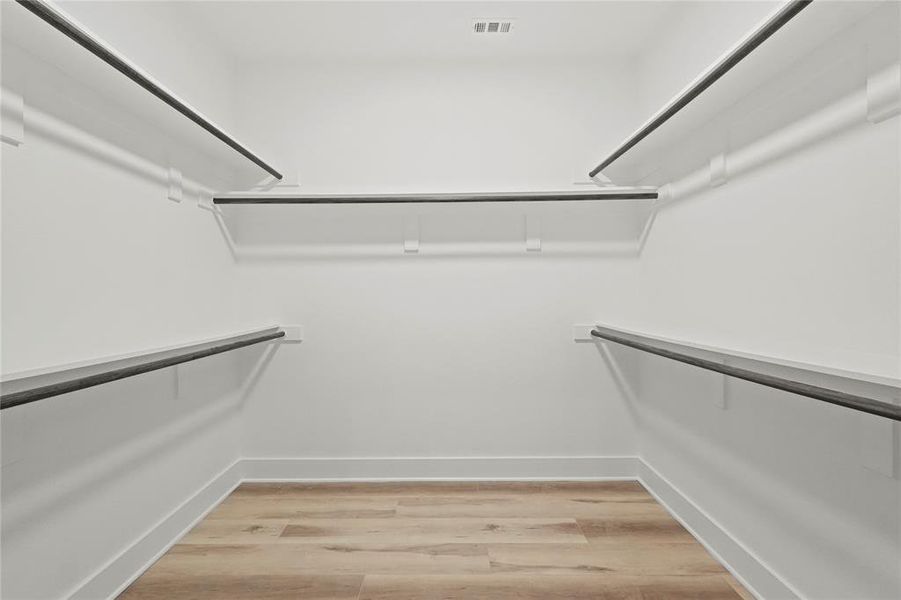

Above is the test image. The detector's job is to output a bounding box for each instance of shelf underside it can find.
[1,0,279,189]
[600,1,899,186]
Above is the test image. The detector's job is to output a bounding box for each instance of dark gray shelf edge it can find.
[0,328,285,410]
[590,326,901,422]
[15,0,283,180]
[213,192,658,204]
[588,0,813,178]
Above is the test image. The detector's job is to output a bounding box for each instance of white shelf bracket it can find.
[167,166,183,203]
[173,364,182,399]
[403,216,420,254]
[866,64,901,124]
[588,172,616,187]
[525,215,541,252]
[713,358,728,409]
[281,325,304,342]
[197,188,214,211]
[256,172,299,192]
[859,412,898,478]
[709,153,729,188]
[0,87,25,147]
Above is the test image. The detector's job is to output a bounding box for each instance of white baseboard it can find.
[65,456,796,600]
[241,455,639,481]
[638,460,802,600]
[69,459,244,600]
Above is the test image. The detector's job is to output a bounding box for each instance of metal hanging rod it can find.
[0,327,285,410]
[590,326,901,422]
[588,0,812,178]
[213,190,658,205]
[14,0,283,180]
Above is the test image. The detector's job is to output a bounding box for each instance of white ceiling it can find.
[178,1,681,62]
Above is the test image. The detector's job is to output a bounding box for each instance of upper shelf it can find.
[2,0,282,186]
[590,0,899,186]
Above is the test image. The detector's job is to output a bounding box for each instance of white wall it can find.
[238,256,640,465]
[625,2,901,598]
[0,3,254,598]
[634,121,900,600]
[235,58,639,190]
[232,58,646,468]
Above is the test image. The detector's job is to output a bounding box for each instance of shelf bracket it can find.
[859,413,898,478]
[525,215,541,252]
[713,358,728,409]
[709,153,729,188]
[403,216,420,254]
[589,172,614,187]
[167,166,183,203]
[197,189,214,211]
[866,65,901,124]
[0,87,25,147]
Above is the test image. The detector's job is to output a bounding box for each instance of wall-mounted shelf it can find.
[2,0,282,187]
[213,190,660,256]
[590,0,898,187]
[213,189,658,205]
[592,324,901,421]
[213,190,657,257]
[0,327,285,410]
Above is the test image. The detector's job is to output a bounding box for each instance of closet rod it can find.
[0,327,285,410]
[590,326,901,422]
[213,191,658,204]
[14,0,283,180]
[588,0,812,178]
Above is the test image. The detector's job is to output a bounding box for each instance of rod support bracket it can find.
[403,216,420,254]
[0,87,25,147]
[167,166,183,203]
[866,65,901,124]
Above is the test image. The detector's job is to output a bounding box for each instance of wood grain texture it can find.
[118,575,363,600]
[278,518,587,544]
[119,481,751,599]
[396,495,664,519]
[485,542,725,576]
[357,574,744,600]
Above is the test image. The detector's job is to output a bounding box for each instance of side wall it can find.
[628,2,901,598]
[1,4,254,598]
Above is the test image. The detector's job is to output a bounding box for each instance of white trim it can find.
[638,460,803,600]
[68,459,244,600]
[242,455,639,482]
[62,456,799,600]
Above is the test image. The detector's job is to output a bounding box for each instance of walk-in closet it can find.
[1,1,899,598]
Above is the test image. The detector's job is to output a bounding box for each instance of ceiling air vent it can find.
[472,20,513,34]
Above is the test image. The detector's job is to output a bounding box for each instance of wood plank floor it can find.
[119,481,754,600]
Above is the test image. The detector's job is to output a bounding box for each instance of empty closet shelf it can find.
[587,0,896,186]
[0,327,285,410]
[212,190,659,204]
[6,0,283,185]
[591,325,901,421]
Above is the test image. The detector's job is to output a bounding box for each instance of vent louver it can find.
[473,20,513,34]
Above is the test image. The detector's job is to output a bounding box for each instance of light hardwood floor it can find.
[119,481,754,599]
